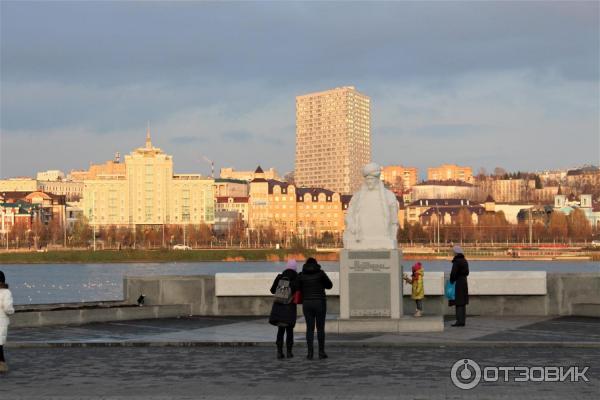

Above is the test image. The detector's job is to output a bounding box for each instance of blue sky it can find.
[1,1,598,178]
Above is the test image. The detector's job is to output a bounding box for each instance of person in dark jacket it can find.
[298,257,333,360]
[449,245,469,327]
[269,259,299,359]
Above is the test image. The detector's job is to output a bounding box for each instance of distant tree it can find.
[548,211,568,242]
[456,207,474,243]
[227,214,246,244]
[197,223,214,246]
[476,167,487,180]
[48,218,63,245]
[494,167,507,177]
[71,215,92,247]
[102,225,117,248]
[320,231,335,246]
[568,208,592,242]
[116,226,133,248]
[283,171,295,185]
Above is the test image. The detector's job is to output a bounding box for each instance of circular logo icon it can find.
[451,359,482,390]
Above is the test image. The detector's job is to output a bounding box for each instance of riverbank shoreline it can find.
[0,249,595,264]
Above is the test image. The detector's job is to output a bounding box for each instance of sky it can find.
[1,1,599,179]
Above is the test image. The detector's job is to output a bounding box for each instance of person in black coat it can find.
[269,259,299,359]
[449,245,469,327]
[297,257,333,360]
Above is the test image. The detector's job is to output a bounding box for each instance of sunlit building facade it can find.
[82,130,214,226]
[295,86,371,194]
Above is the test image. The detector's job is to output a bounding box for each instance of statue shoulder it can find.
[383,188,397,202]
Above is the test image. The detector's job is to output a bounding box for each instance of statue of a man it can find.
[343,163,399,250]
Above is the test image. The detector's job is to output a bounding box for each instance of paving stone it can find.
[0,346,598,399]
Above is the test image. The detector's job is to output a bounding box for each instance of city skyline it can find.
[1,1,599,178]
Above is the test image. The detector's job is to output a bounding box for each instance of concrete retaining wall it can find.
[11,304,192,328]
[124,272,600,317]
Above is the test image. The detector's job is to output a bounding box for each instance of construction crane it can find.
[200,155,215,178]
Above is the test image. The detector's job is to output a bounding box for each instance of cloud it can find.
[0,2,598,178]
[221,130,254,142]
[170,136,206,145]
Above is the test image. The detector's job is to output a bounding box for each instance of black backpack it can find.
[273,277,293,304]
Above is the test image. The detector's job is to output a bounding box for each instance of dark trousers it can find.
[276,326,294,348]
[0,345,4,362]
[303,299,326,351]
[456,305,466,325]
[415,299,423,311]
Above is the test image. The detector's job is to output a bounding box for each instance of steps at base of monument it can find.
[295,315,444,334]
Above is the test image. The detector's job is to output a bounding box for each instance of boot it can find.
[306,342,314,360]
[286,342,294,358]
[0,362,7,373]
[276,341,285,360]
[318,341,328,359]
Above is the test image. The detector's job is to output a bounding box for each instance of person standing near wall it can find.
[449,246,469,327]
[0,271,15,373]
[298,257,333,360]
[269,259,299,359]
[403,262,425,317]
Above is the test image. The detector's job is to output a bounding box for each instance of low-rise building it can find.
[38,180,84,201]
[248,167,345,240]
[36,170,65,181]
[412,180,476,201]
[215,196,249,223]
[0,200,39,234]
[427,164,473,183]
[214,178,249,197]
[554,192,599,228]
[405,198,477,225]
[381,165,418,192]
[419,204,485,227]
[220,166,281,182]
[0,178,38,193]
[482,195,534,224]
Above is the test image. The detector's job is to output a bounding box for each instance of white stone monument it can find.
[340,162,403,320]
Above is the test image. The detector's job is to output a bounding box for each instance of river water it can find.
[1,260,598,305]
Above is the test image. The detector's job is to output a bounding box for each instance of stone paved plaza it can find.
[7,315,600,345]
[1,316,599,399]
[0,346,598,399]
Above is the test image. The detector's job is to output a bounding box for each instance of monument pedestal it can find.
[327,248,443,333]
[340,249,403,319]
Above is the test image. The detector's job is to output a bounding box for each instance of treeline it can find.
[2,209,595,250]
[398,208,594,244]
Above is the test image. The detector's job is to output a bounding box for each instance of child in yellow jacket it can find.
[403,262,425,317]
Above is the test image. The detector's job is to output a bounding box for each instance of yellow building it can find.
[248,167,345,239]
[219,167,281,182]
[82,130,214,226]
[0,178,38,192]
[38,180,84,201]
[295,86,371,194]
[215,196,249,223]
[427,164,473,183]
[381,165,418,191]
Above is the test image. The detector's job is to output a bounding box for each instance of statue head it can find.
[362,163,381,191]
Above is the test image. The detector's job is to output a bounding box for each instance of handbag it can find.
[292,290,303,305]
[445,280,456,301]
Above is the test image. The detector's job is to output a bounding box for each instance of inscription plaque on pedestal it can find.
[340,249,403,319]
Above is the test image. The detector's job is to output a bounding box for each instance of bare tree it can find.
[568,208,592,242]
[548,211,568,242]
